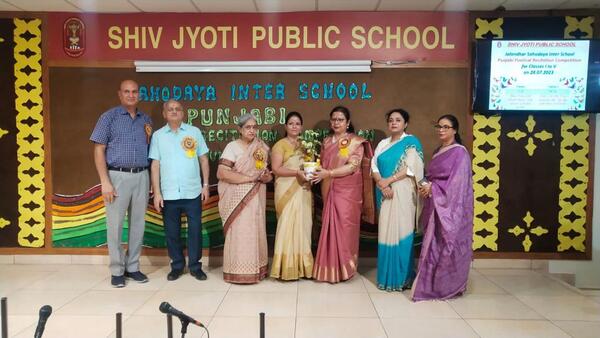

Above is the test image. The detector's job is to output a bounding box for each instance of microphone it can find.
[159,302,204,327]
[34,305,52,338]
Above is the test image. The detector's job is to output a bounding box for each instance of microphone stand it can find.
[179,318,190,338]
[166,314,173,338]
[1,297,7,338]
[115,312,122,338]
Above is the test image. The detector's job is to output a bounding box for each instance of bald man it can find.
[90,80,153,287]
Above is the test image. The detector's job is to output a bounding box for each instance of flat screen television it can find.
[472,39,600,113]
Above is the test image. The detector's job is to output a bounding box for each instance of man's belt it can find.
[108,166,147,173]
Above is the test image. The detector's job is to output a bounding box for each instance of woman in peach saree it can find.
[217,114,272,284]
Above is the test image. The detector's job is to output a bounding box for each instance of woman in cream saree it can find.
[270,112,314,280]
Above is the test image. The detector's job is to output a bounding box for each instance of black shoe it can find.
[190,268,207,281]
[111,275,125,288]
[124,270,149,283]
[167,269,183,281]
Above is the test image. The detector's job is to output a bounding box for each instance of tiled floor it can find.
[1,263,599,338]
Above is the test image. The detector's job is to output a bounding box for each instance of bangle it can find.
[203,183,209,187]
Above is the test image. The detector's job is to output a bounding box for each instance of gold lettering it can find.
[201,26,217,49]
[441,26,455,49]
[367,26,384,49]
[108,26,122,49]
[403,26,420,50]
[252,26,266,48]
[325,26,340,49]
[286,26,300,48]
[303,26,316,48]
[422,26,439,50]
[385,26,401,49]
[149,26,162,49]
[351,26,365,49]
[172,26,184,49]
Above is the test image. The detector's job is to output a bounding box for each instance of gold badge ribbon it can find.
[253,149,266,169]
[338,137,350,158]
[181,136,197,158]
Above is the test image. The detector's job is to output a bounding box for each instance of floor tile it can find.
[135,290,226,317]
[2,290,83,315]
[476,268,540,277]
[14,255,71,265]
[485,273,580,297]
[448,294,542,319]
[370,292,460,318]
[298,275,366,293]
[297,292,377,317]
[466,270,508,294]
[517,295,600,321]
[229,277,298,293]
[0,256,14,264]
[0,271,52,294]
[13,315,117,338]
[473,259,532,269]
[466,319,571,338]
[23,269,108,291]
[4,315,37,337]
[552,320,600,338]
[208,316,295,338]
[295,317,387,338]
[382,318,479,338]
[57,290,155,315]
[216,291,297,317]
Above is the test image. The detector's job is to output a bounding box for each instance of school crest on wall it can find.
[63,17,85,57]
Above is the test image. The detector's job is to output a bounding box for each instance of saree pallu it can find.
[412,144,473,301]
[270,145,314,280]
[376,136,424,291]
[313,134,373,283]
[218,139,269,284]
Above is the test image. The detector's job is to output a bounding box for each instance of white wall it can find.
[548,114,600,289]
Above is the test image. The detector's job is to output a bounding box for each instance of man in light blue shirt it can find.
[150,99,210,281]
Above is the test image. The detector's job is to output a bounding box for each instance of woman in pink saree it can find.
[311,106,373,283]
[217,114,273,284]
[412,114,473,301]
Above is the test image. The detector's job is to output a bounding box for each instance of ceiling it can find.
[0,0,599,13]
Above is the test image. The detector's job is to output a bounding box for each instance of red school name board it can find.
[48,12,468,62]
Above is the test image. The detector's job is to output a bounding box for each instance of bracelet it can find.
[329,169,334,178]
[203,183,209,187]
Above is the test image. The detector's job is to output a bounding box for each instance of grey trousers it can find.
[106,170,149,276]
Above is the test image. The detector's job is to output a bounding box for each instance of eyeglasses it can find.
[330,118,346,123]
[434,124,453,130]
[243,125,258,130]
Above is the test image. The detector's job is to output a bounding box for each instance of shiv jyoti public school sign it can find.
[47,12,468,62]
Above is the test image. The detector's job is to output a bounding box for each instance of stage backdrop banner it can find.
[46,12,468,62]
[49,67,468,248]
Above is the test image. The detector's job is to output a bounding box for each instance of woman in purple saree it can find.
[412,114,473,301]
[311,106,373,283]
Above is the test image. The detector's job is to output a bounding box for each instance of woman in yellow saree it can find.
[270,112,314,280]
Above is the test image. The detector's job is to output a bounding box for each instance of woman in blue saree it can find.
[371,109,424,291]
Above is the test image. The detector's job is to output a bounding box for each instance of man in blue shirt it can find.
[150,99,210,281]
[90,79,152,287]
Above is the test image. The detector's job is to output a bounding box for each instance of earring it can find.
[346,126,349,130]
